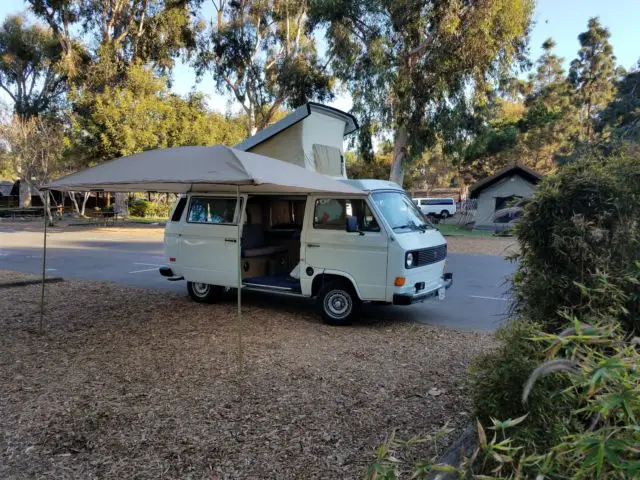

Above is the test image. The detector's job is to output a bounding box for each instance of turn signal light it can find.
[394,277,406,287]
[169,257,176,262]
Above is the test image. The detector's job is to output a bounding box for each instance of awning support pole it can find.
[236,185,244,372]
[39,191,49,333]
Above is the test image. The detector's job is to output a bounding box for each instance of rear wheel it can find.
[187,281,224,303]
[317,280,361,326]
[440,210,450,218]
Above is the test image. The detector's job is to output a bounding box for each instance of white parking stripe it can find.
[469,295,508,301]
[129,267,160,274]
[133,262,165,267]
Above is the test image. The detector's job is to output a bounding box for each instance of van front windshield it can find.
[371,191,433,232]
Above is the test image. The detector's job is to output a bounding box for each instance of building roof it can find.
[235,102,359,152]
[0,181,13,196]
[469,164,543,199]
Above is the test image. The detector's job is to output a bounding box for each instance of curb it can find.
[427,424,476,479]
[0,278,65,289]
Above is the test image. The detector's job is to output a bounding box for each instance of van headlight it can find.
[405,252,414,268]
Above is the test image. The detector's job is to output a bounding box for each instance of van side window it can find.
[187,197,237,224]
[171,197,187,222]
[313,199,380,232]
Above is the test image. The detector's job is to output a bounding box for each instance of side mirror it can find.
[345,215,359,233]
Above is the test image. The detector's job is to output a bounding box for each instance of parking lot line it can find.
[469,295,508,301]
[129,267,160,274]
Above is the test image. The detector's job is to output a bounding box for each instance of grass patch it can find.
[125,216,168,224]
[437,223,496,237]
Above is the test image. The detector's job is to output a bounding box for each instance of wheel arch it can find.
[311,271,362,300]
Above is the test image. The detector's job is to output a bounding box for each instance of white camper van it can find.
[160,179,452,325]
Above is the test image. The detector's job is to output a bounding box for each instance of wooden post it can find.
[39,191,49,333]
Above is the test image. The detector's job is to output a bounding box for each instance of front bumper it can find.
[393,273,453,305]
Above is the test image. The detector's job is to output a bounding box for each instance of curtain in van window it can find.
[312,144,343,176]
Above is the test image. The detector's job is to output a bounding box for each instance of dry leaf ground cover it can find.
[445,236,519,257]
[0,270,495,479]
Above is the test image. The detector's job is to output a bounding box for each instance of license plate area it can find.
[438,287,446,300]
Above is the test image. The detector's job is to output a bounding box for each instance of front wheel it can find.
[440,210,450,218]
[317,280,361,326]
[187,281,224,304]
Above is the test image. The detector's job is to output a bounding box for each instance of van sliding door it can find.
[179,195,246,287]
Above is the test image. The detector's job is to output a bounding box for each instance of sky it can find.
[1,0,639,113]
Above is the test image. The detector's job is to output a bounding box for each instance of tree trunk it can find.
[389,125,408,186]
[36,190,54,225]
[69,192,81,215]
[19,179,32,208]
[80,192,91,216]
[114,192,127,217]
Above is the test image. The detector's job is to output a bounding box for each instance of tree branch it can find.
[0,83,18,103]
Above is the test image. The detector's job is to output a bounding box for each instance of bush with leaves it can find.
[128,199,151,217]
[512,150,640,333]
[471,320,578,452]
[459,314,640,479]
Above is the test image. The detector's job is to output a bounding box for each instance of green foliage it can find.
[28,0,197,75]
[310,0,533,181]
[568,17,621,142]
[471,320,577,451]
[195,0,333,133]
[70,64,247,163]
[600,63,640,144]
[461,318,640,479]
[513,151,640,333]
[128,199,151,217]
[0,15,68,119]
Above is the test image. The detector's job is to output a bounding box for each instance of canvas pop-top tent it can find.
[235,102,358,178]
[38,145,365,329]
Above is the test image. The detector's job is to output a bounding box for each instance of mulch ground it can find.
[0,271,495,479]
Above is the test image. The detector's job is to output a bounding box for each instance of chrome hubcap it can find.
[192,283,210,296]
[325,290,352,319]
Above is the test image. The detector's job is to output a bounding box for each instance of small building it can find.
[235,102,358,178]
[469,164,543,229]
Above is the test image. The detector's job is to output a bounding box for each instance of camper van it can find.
[160,179,453,325]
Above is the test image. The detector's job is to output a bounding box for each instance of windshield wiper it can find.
[393,223,421,231]
[393,222,432,232]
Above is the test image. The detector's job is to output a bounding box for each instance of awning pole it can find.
[39,191,49,333]
[236,185,244,372]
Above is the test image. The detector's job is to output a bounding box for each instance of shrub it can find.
[145,201,170,218]
[460,316,640,479]
[128,199,151,217]
[471,320,578,452]
[513,151,640,333]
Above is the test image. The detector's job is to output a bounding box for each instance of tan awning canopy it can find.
[44,145,365,195]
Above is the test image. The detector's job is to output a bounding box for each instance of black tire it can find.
[440,210,450,219]
[317,280,361,326]
[187,281,224,304]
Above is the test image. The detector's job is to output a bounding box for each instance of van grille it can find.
[414,244,447,267]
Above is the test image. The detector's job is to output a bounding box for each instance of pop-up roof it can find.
[235,102,359,178]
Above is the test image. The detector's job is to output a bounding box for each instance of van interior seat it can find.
[241,224,288,258]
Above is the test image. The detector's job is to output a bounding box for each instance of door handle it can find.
[224,238,237,243]
[307,243,320,248]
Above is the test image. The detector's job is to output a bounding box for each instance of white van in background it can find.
[161,180,453,325]
[414,197,457,218]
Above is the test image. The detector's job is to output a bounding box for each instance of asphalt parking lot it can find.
[0,224,515,331]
